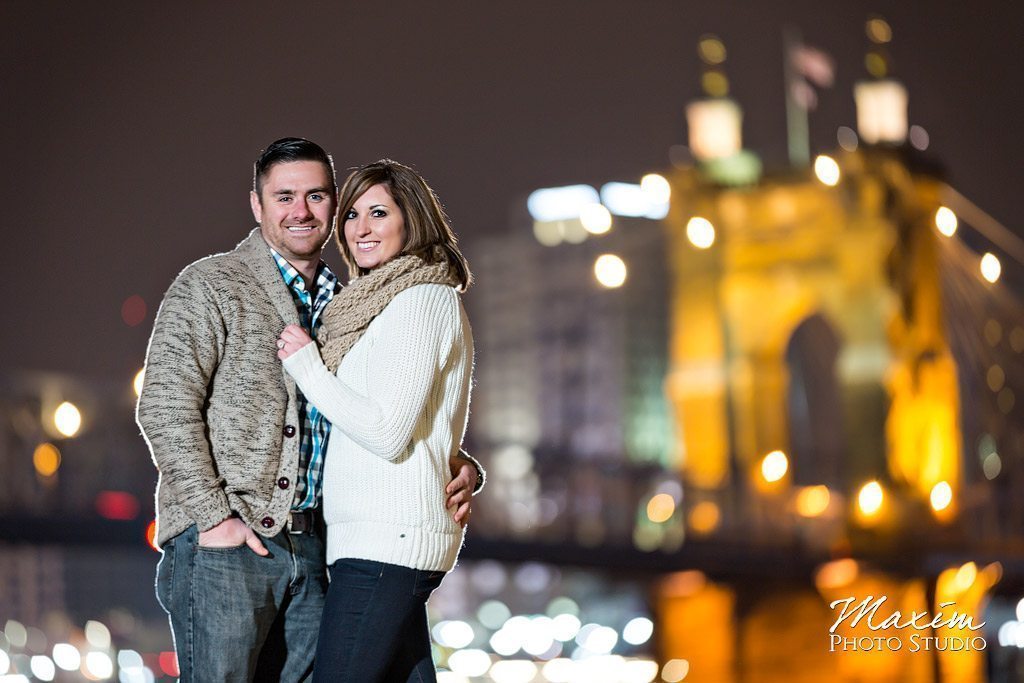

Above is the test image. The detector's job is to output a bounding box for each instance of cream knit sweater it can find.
[282,283,473,571]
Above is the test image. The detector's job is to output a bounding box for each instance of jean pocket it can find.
[331,559,385,588]
[155,540,176,612]
[413,569,446,597]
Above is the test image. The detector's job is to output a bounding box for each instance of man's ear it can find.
[250,190,263,224]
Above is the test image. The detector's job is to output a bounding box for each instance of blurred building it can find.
[463,31,1024,683]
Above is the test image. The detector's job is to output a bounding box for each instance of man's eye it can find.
[309,194,323,202]
[279,196,292,203]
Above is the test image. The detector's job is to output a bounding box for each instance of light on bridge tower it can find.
[854,16,908,145]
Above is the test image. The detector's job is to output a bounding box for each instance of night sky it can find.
[3,1,1021,380]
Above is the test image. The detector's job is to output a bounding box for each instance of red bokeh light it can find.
[159,651,180,677]
[121,295,147,327]
[95,490,140,520]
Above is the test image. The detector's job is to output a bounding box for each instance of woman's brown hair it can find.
[336,159,471,289]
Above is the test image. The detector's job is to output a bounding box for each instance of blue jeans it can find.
[156,523,327,682]
[313,559,446,683]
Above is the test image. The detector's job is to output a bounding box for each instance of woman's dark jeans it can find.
[312,559,446,683]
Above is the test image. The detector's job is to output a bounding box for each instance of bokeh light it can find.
[133,369,146,397]
[646,493,676,523]
[795,485,830,517]
[866,17,893,44]
[836,126,858,152]
[478,600,512,630]
[760,450,789,483]
[697,35,726,65]
[688,501,720,535]
[909,125,930,151]
[661,658,690,682]
[981,252,1001,283]
[594,254,627,288]
[33,443,61,477]
[145,519,159,551]
[640,174,671,204]
[622,617,654,645]
[988,365,1006,392]
[857,480,884,517]
[930,481,953,513]
[52,644,80,671]
[95,491,141,521]
[121,295,147,327]
[447,649,491,678]
[84,651,113,679]
[815,559,859,591]
[53,402,82,437]
[30,655,55,682]
[934,206,958,236]
[580,203,612,235]
[84,621,111,650]
[685,217,715,249]
[813,155,840,186]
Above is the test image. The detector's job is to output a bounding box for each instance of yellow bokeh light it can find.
[865,51,888,78]
[815,558,859,592]
[579,203,612,235]
[952,562,977,593]
[981,252,1001,283]
[760,450,788,483]
[698,35,726,65]
[646,493,676,523]
[640,173,671,204]
[866,17,893,44]
[1010,326,1024,353]
[53,401,82,438]
[987,365,1005,392]
[813,155,841,186]
[701,71,729,98]
[133,369,146,397]
[934,207,958,237]
[930,481,953,512]
[796,485,831,517]
[33,443,61,477]
[688,501,720,534]
[998,388,1015,414]
[661,658,691,683]
[685,217,715,249]
[857,480,884,517]
[533,221,564,247]
[594,254,627,288]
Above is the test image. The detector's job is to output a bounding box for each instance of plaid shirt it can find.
[270,248,339,510]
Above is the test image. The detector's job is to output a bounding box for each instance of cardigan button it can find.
[260,516,274,529]
[283,425,296,438]
[278,477,290,490]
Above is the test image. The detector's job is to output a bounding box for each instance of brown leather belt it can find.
[287,509,318,535]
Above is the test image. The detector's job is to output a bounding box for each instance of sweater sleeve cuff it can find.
[188,488,234,532]
[282,341,330,384]
[457,448,486,495]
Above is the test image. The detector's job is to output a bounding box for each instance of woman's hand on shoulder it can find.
[277,324,313,360]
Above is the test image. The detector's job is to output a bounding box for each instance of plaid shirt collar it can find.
[268,248,339,307]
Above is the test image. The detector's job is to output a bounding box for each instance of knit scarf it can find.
[317,254,459,373]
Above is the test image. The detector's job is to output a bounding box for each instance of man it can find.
[137,138,481,682]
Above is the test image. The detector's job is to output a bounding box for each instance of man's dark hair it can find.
[253,137,337,196]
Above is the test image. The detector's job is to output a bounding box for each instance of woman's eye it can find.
[345,210,357,220]
[372,209,387,218]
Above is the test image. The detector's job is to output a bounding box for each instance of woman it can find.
[276,159,474,682]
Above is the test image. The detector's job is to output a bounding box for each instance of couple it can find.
[137,137,482,682]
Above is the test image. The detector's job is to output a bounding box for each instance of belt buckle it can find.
[287,511,303,534]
